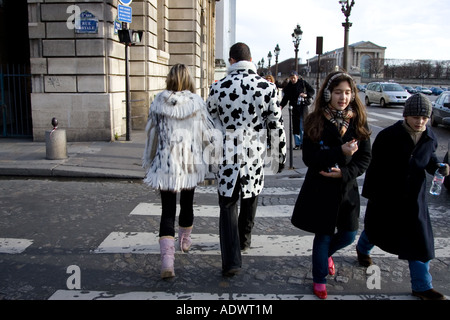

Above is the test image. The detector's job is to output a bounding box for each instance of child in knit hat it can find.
[356,93,449,300]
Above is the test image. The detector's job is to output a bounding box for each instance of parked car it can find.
[443,126,449,190]
[430,87,444,95]
[404,86,417,94]
[365,82,410,107]
[415,86,432,95]
[431,91,450,128]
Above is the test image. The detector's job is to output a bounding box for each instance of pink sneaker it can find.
[313,283,327,299]
[328,256,335,276]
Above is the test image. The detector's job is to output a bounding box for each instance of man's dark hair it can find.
[229,42,252,62]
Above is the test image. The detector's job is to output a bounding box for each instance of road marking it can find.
[367,111,402,121]
[0,238,33,254]
[92,232,450,258]
[49,289,424,300]
[130,203,294,217]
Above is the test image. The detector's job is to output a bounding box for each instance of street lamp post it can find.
[274,44,280,82]
[289,24,302,169]
[291,24,303,74]
[267,51,272,74]
[339,0,355,72]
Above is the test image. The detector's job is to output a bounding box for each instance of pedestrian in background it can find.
[356,93,449,300]
[280,71,315,150]
[142,63,215,279]
[207,42,286,276]
[291,71,372,299]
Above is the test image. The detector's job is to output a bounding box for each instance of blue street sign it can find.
[118,4,132,23]
[119,0,133,5]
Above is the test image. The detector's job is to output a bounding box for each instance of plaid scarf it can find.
[324,106,354,136]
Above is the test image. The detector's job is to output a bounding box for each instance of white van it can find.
[365,82,410,107]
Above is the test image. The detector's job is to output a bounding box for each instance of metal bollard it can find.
[45,118,67,160]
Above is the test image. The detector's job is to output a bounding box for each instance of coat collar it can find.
[151,90,203,119]
[227,60,257,75]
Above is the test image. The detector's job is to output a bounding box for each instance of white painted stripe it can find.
[92,232,450,258]
[388,111,403,117]
[367,112,402,121]
[130,203,294,218]
[49,289,424,300]
[195,186,301,195]
[0,238,33,254]
[366,117,379,122]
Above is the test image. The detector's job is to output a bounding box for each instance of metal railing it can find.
[0,64,32,138]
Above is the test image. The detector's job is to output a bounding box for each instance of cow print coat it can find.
[206,61,286,198]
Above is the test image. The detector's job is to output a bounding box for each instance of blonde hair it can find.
[264,75,275,83]
[165,64,195,92]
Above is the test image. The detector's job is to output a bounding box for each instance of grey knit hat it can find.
[403,93,432,118]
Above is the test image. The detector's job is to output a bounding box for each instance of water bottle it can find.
[429,164,445,196]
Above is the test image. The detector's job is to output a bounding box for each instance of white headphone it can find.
[323,72,355,103]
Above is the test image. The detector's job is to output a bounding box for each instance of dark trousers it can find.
[159,188,195,237]
[218,178,258,271]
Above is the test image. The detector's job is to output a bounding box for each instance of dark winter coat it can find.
[291,118,372,235]
[362,120,440,262]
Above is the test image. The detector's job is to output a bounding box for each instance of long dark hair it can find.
[304,71,371,142]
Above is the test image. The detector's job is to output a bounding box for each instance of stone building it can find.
[307,41,386,79]
[1,0,219,141]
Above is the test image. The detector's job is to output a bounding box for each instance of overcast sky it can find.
[235,0,450,65]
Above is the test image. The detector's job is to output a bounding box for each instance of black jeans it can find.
[159,188,195,237]
[218,178,258,271]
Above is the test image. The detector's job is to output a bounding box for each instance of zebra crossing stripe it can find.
[130,203,294,217]
[366,111,402,121]
[92,231,450,258]
[0,238,33,254]
[48,289,422,300]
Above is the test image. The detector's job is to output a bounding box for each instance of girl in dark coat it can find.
[356,93,450,300]
[291,72,372,299]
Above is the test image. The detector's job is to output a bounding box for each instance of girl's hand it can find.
[342,139,358,156]
[319,167,342,178]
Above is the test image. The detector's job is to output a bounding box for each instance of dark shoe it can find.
[412,289,446,300]
[222,268,240,277]
[293,146,300,150]
[356,248,373,267]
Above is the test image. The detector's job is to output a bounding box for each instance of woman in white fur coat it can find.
[142,64,215,278]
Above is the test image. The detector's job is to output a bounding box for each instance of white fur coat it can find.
[142,90,215,191]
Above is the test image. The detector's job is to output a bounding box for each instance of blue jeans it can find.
[293,111,304,147]
[312,230,357,284]
[356,230,433,292]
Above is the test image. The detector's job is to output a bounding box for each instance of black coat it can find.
[280,79,315,109]
[291,118,372,235]
[362,121,440,262]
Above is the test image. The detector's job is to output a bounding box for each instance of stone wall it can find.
[27,0,217,141]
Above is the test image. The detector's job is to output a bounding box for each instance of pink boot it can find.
[178,226,193,253]
[159,236,175,278]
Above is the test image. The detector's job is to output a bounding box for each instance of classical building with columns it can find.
[307,41,386,79]
[1,0,220,141]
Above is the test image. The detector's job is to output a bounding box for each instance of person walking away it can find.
[291,71,372,299]
[142,64,215,279]
[280,71,315,150]
[356,93,449,300]
[207,42,287,276]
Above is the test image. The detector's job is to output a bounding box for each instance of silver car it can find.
[365,82,411,108]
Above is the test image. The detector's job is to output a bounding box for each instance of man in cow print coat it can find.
[206,42,287,276]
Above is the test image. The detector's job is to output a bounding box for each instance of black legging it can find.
[159,188,195,237]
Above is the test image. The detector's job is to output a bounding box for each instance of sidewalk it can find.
[0,109,306,180]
